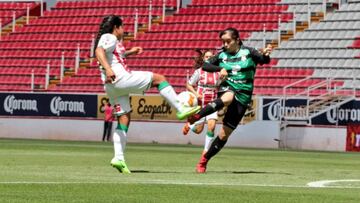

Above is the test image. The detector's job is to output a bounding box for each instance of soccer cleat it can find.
[110,159,131,174]
[196,155,208,173]
[182,123,191,135]
[176,106,201,120]
[187,114,201,125]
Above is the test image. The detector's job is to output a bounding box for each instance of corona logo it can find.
[50,96,85,116]
[3,95,38,114]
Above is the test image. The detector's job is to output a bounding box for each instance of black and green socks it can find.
[204,136,227,160]
[198,98,224,118]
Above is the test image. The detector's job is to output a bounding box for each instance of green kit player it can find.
[187,27,272,173]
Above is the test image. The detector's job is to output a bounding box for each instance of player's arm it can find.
[96,34,118,83]
[187,69,202,99]
[248,44,272,65]
[201,53,223,72]
[124,46,143,57]
[186,83,202,100]
[201,53,228,81]
[96,47,115,83]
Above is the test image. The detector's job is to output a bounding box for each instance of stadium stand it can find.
[0,0,175,92]
[48,0,177,92]
[0,1,40,27]
[0,1,44,91]
[122,0,291,94]
[271,0,360,95]
[0,0,358,96]
[47,0,291,93]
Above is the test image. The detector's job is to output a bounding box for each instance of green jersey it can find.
[205,45,270,105]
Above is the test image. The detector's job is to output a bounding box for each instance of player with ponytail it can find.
[182,49,219,157]
[95,15,200,173]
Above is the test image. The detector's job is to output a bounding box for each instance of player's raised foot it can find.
[182,123,191,135]
[196,155,208,173]
[110,158,131,174]
[176,106,201,120]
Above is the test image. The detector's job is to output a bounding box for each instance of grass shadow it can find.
[130,170,187,174]
[130,170,292,175]
[228,171,292,175]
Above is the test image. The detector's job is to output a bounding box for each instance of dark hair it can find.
[94,15,123,53]
[219,27,243,46]
[193,49,212,69]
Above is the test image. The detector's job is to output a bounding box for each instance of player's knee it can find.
[219,124,235,141]
[152,73,166,85]
[207,121,216,131]
[220,92,234,106]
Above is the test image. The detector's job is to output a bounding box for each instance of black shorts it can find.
[222,97,248,130]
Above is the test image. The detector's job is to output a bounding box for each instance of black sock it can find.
[204,136,227,160]
[198,98,224,118]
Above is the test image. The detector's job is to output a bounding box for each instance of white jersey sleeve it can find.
[188,69,200,86]
[97,33,117,53]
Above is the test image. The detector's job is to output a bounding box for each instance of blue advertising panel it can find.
[312,100,360,125]
[262,98,307,121]
[0,93,98,117]
[262,97,359,126]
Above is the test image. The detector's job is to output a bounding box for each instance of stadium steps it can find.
[269,0,360,97]
[1,0,345,96]
[0,0,176,93]
[1,16,38,37]
[49,0,293,94]
[277,12,324,43]
[0,1,41,36]
[45,0,176,93]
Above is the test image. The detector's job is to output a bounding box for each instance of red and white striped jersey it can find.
[97,33,130,83]
[188,68,219,106]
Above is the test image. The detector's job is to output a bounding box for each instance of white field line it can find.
[0,181,307,188]
[0,142,112,149]
[307,179,360,188]
[0,180,360,189]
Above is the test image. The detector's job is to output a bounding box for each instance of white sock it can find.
[189,123,196,133]
[204,132,215,152]
[159,84,182,112]
[113,129,127,161]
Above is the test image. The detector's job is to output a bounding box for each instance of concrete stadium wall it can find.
[0,118,347,151]
[0,118,280,149]
[281,126,347,152]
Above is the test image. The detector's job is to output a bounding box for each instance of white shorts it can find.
[105,71,153,116]
[193,111,218,126]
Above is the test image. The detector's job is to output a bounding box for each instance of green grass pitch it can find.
[0,138,359,203]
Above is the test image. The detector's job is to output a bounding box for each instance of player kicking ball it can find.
[94,15,200,173]
[187,28,272,173]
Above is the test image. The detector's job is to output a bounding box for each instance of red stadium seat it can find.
[0,0,293,94]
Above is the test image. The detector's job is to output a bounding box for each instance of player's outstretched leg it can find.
[176,106,201,120]
[157,81,200,120]
[188,98,224,124]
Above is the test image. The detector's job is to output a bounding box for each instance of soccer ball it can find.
[178,91,198,107]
